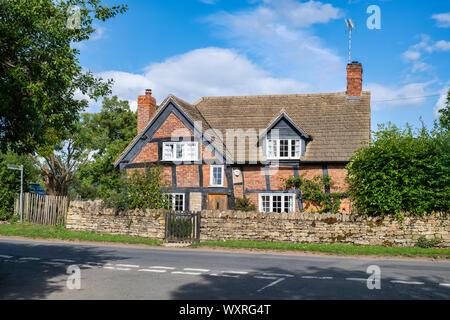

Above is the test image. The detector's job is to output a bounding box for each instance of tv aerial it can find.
[345,19,354,64]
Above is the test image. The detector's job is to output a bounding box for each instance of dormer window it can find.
[266,139,301,160]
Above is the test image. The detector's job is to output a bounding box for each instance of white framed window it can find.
[259,194,295,213]
[266,139,301,159]
[210,165,224,187]
[167,193,185,211]
[163,141,198,161]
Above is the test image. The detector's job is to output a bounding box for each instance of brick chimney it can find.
[137,89,157,134]
[346,61,363,98]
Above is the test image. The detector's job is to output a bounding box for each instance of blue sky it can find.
[76,0,450,131]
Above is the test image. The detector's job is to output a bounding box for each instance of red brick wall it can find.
[154,113,193,138]
[177,165,200,188]
[133,142,158,163]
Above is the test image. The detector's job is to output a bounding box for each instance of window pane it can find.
[294,140,301,157]
[273,196,282,213]
[262,195,271,212]
[186,142,197,160]
[164,143,174,160]
[212,166,223,185]
[280,140,289,158]
[283,195,294,213]
[174,194,184,211]
[176,143,183,159]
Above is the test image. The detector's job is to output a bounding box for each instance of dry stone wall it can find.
[66,201,449,248]
[66,201,166,239]
[200,211,450,247]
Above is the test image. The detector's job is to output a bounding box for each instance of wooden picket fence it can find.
[15,193,69,226]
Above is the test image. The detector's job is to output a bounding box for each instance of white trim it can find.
[258,193,296,213]
[266,138,301,160]
[210,165,224,187]
[162,141,199,161]
[168,193,185,211]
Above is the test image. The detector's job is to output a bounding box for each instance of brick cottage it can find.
[114,62,371,214]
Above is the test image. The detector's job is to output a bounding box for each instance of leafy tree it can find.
[30,120,93,196]
[75,96,137,199]
[0,152,42,220]
[0,0,127,154]
[438,89,450,130]
[346,122,450,218]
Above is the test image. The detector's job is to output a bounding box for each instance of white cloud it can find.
[432,12,450,28]
[97,47,310,111]
[367,82,432,110]
[402,35,450,73]
[434,87,449,118]
[205,0,345,92]
[434,40,450,52]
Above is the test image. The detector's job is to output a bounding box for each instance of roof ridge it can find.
[195,91,371,101]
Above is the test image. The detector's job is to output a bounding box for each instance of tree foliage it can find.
[102,165,171,212]
[346,122,450,218]
[0,0,127,154]
[438,89,450,131]
[0,152,42,220]
[75,96,137,199]
[30,120,93,196]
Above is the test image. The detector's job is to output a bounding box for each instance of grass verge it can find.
[189,240,450,259]
[0,223,162,247]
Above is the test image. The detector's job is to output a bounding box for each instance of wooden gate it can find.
[165,212,201,243]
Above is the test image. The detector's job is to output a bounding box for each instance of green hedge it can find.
[346,123,450,218]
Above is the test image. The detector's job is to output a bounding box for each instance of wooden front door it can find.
[207,194,228,211]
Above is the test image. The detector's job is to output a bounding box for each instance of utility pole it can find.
[8,164,23,223]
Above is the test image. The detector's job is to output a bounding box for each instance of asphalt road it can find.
[0,237,449,300]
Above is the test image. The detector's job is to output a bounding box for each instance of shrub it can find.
[347,123,450,217]
[284,175,345,213]
[102,165,171,211]
[234,198,257,212]
[415,235,443,248]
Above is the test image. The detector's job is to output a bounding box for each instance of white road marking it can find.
[86,262,103,266]
[115,267,131,271]
[184,268,210,272]
[257,278,286,293]
[439,283,450,288]
[172,271,202,276]
[149,266,176,270]
[51,259,75,263]
[19,257,41,261]
[302,276,333,280]
[391,280,424,285]
[116,264,139,268]
[346,278,367,282]
[103,266,115,270]
[81,264,97,269]
[209,273,240,278]
[263,273,294,278]
[254,276,277,280]
[0,255,13,259]
[222,271,248,275]
[139,269,166,273]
